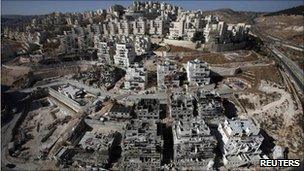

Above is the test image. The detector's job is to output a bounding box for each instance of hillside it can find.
[202,8,260,24]
[1,15,36,28]
[254,5,304,46]
[264,5,304,16]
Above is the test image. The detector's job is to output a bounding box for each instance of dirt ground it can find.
[155,45,199,53]
[238,65,283,93]
[237,81,304,159]
[1,65,31,88]
[179,50,259,64]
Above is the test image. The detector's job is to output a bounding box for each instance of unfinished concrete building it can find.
[134,98,160,120]
[68,125,122,168]
[124,62,147,91]
[173,117,217,170]
[133,36,151,56]
[186,59,210,87]
[157,60,180,91]
[218,118,266,168]
[96,41,114,65]
[75,133,113,167]
[74,65,124,90]
[114,43,136,68]
[121,120,162,171]
[195,90,223,119]
[109,104,133,119]
[169,91,194,119]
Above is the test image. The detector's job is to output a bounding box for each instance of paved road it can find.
[251,26,304,93]
[270,45,304,83]
[268,45,304,92]
[266,35,304,51]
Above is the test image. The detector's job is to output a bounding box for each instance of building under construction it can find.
[218,118,267,168]
[172,117,217,170]
[120,119,162,171]
[195,90,223,120]
[169,91,194,119]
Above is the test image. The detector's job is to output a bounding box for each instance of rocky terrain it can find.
[202,8,259,24]
[254,5,304,45]
[255,15,304,45]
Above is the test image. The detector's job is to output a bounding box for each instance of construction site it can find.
[2,41,303,170]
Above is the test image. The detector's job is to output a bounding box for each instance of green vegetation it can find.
[191,32,205,43]
[246,35,264,52]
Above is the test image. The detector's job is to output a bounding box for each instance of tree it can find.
[191,31,205,43]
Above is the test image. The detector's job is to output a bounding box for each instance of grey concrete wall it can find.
[210,66,239,76]
[48,88,82,113]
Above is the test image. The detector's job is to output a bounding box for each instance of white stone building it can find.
[169,20,184,39]
[114,43,136,68]
[169,11,204,40]
[133,18,147,35]
[108,21,119,35]
[96,41,113,64]
[186,59,210,86]
[117,20,132,36]
[204,15,250,45]
[149,16,168,36]
[91,24,102,35]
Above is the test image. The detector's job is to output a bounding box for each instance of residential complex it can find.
[3,1,300,171]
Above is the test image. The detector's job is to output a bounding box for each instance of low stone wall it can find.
[153,51,165,57]
[164,39,197,49]
[151,37,163,44]
[163,39,247,52]
[210,66,240,76]
[153,51,199,57]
